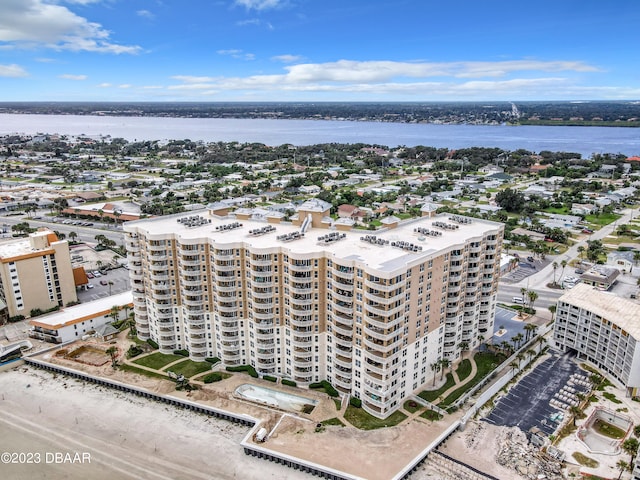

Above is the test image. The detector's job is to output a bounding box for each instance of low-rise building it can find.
[29,291,132,344]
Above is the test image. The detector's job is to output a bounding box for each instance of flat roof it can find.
[125,210,503,274]
[0,230,53,260]
[559,283,640,338]
[30,291,133,330]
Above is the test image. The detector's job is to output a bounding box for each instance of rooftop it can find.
[558,283,640,338]
[125,210,503,274]
[30,291,133,330]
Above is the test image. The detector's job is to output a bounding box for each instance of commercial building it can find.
[29,291,133,344]
[553,283,640,397]
[124,202,504,418]
[0,229,77,318]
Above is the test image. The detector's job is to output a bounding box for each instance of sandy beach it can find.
[0,366,308,480]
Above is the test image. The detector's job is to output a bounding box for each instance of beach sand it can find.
[0,366,308,480]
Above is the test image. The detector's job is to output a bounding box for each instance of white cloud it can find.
[97,82,112,87]
[0,0,141,54]
[0,63,28,77]
[217,49,255,60]
[272,54,301,63]
[166,58,616,100]
[118,84,132,88]
[59,73,87,80]
[137,9,154,20]
[233,0,284,11]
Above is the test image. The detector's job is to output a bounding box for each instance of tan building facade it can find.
[0,230,77,318]
[124,204,504,418]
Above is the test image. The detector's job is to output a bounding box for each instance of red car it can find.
[100,280,108,286]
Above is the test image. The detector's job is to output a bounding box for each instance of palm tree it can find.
[106,346,118,368]
[548,305,557,321]
[577,245,585,260]
[68,231,78,243]
[458,341,470,359]
[527,290,539,312]
[109,305,120,323]
[623,437,639,466]
[526,348,536,363]
[616,460,629,480]
[510,361,519,375]
[430,361,440,386]
[552,261,558,286]
[523,323,537,342]
[108,280,114,295]
[512,333,524,350]
[560,260,568,285]
[570,406,582,426]
[439,358,451,381]
[634,251,640,267]
[516,351,525,368]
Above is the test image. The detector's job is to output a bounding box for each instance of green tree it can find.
[495,188,526,212]
[430,361,440,386]
[106,346,118,368]
[527,290,539,312]
[616,460,628,480]
[623,437,639,465]
[458,341,470,358]
[552,261,558,286]
[439,358,451,380]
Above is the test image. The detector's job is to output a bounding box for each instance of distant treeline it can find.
[0,101,639,126]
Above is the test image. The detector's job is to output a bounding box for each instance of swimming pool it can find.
[235,384,318,413]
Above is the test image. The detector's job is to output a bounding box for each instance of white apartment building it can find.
[553,283,640,398]
[124,201,504,418]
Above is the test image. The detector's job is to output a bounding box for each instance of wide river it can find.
[1,113,639,157]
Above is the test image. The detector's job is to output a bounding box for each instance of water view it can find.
[1,114,639,157]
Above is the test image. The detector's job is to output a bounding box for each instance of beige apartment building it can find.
[124,200,504,418]
[0,229,77,318]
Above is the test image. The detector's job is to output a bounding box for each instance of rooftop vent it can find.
[215,222,243,232]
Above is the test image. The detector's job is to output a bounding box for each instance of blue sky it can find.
[1,0,639,102]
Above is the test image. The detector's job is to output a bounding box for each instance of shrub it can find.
[349,397,362,408]
[225,364,258,378]
[146,339,159,349]
[203,372,223,384]
[174,349,189,357]
[205,357,221,364]
[8,315,25,323]
[126,345,143,358]
[263,375,277,382]
[282,379,297,387]
[310,380,339,397]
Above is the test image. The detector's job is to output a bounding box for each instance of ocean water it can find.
[1,113,639,157]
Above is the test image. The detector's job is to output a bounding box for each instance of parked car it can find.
[86,272,94,279]
[100,280,108,286]
[86,283,94,289]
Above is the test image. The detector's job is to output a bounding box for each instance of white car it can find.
[92,271,102,277]
[86,283,94,289]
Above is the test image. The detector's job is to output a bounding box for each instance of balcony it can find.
[293,357,313,369]
[364,303,403,318]
[334,376,352,390]
[364,315,403,331]
[152,290,172,301]
[290,285,313,295]
[252,289,274,299]
[364,326,398,342]
[250,258,272,267]
[289,263,312,272]
[364,279,404,292]
[290,316,313,328]
[333,302,353,316]
[332,322,353,337]
[292,336,313,348]
[334,355,352,369]
[363,337,401,354]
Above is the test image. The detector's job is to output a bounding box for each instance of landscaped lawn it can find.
[168,359,213,378]
[343,405,407,430]
[439,352,506,407]
[418,373,455,403]
[456,359,472,381]
[584,213,622,226]
[420,409,443,422]
[119,363,170,381]
[133,352,184,370]
[403,400,423,414]
[321,417,345,427]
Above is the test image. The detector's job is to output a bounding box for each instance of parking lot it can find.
[501,257,550,284]
[490,306,529,346]
[484,351,588,436]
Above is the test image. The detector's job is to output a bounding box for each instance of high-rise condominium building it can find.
[0,229,77,318]
[124,201,503,418]
[553,283,640,397]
